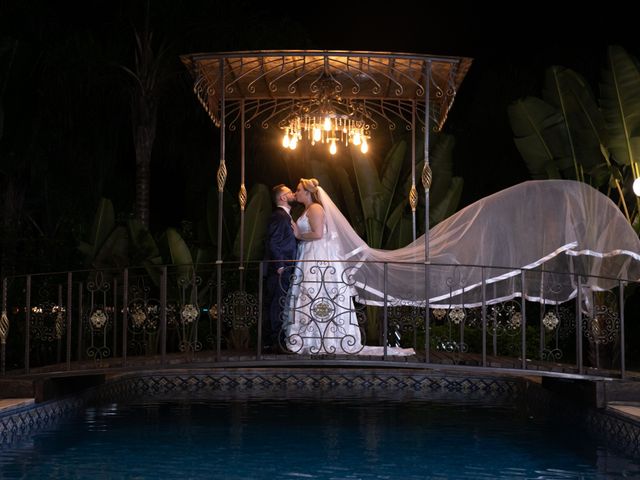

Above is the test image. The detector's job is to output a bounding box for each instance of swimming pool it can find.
[1,398,639,479]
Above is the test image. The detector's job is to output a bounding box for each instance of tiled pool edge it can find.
[1,369,639,457]
[91,369,524,403]
[523,380,640,457]
[0,394,86,446]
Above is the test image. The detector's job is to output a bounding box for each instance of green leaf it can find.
[428,134,455,207]
[508,97,565,179]
[194,247,216,266]
[80,198,116,267]
[384,199,413,249]
[351,144,383,221]
[167,227,193,284]
[351,139,407,248]
[92,225,129,270]
[430,177,464,226]
[378,139,407,246]
[601,45,640,167]
[309,153,339,200]
[128,219,161,265]
[386,215,414,249]
[77,242,93,257]
[232,183,271,261]
[127,219,162,282]
[335,165,366,238]
[543,66,610,182]
[207,187,237,258]
[90,198,115,249]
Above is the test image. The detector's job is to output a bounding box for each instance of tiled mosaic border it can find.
[0,395,86,445]
[1,369,638,457]
[587,408,640,457]
[91,370,525,404]
[523,381,640,458]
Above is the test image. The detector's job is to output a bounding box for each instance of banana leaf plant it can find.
[352,133,464,250]
[78,198,119,268]
[386,133,464,247]
[508,45,640,229]
[231,183,271,262]
[601,46,640,227]
[206,187,237,260]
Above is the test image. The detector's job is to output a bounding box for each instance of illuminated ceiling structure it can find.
[181,50,472,269]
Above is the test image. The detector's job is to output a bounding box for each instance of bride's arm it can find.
[296,204,324,240]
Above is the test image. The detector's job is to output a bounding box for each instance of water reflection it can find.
[0,399,638,479]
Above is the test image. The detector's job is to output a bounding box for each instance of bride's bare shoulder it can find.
[305,203,325,225]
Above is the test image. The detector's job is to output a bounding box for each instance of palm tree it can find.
[120,1,169,228]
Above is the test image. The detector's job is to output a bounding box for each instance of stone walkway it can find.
[0,398,34,414]
[608,403,640,421]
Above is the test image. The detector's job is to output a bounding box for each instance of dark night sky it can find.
[2,1,638,231]
[288,4,639,203]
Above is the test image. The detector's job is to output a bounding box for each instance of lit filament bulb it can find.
[323,117,332,131]
[313,127,322,142]
[352,131,361,146]
[329,140,337,155]
[289,135,297,150]
[282,132,290,148]
[360,137,368,153]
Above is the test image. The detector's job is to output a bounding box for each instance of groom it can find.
[263,184,297,352]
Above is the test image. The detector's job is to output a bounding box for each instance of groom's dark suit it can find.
[264,206,297,348]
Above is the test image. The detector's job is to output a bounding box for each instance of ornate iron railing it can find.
[0,260,635,379]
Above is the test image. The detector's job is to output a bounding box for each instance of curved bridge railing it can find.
[0,260,636,379]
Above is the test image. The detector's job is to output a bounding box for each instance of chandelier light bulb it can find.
[634,177,640,196]
[360,138,368,154]
[280,98,371,154]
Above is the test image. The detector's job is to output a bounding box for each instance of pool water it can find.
[1,399,638,479]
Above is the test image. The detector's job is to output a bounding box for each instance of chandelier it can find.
[281,83,371,155]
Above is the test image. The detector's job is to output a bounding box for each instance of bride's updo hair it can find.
[300,178,321,203]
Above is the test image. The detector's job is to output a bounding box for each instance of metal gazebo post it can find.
[423,60,432,263]
[216,59,227,360]
[410,101,417,241]
[423,60,432,363]
[239,100,247,290]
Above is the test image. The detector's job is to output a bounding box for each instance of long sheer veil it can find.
[317,180,640,308]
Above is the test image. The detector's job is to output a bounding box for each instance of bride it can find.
[283,177,640,353]
[284,178,415,356]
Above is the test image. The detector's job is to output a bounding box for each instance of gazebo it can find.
[179,51,472,354]
[180,50,472,266]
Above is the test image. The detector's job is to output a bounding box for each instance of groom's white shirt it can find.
[279,205,292,217]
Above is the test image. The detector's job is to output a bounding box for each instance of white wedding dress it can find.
[282,179,640,352]
[284,210,415,356]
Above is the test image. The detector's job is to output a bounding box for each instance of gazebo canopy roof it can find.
[181,50,472,132]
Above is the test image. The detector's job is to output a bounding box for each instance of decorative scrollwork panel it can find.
[84,272,113,363]
[221,290,259,351]
[284,263,365,355]
[583,305,620,345]
[387,301,425,349]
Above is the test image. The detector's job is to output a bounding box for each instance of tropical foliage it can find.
[508,45,640,230]
[155,132,463,265]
